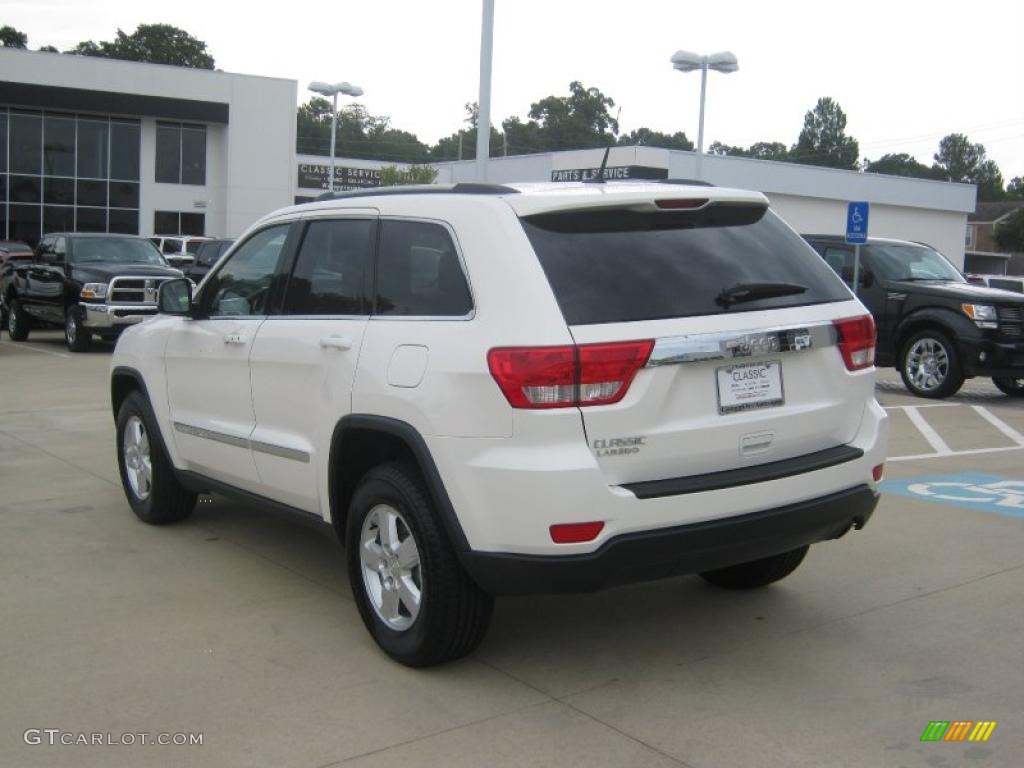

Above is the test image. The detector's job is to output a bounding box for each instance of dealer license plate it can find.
[716,360,784,414]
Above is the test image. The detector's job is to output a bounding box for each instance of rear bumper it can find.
[462,484,878,595]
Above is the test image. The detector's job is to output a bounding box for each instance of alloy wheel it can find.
[359,504,423,631]
[123,415,153,500]
[905,337,949,393]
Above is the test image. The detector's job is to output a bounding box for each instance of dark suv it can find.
[1,233,183,352]
[803,235,1024,398]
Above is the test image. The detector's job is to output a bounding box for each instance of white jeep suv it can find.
[110,181,888,666]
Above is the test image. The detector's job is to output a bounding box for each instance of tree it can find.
[708,140,789,161]
[379,165,438,186]
[993,209,1024,253]
[864,153,943,180]
[0,24,27,48]
[1007,177,1024,200]
[67,24,214,69]
[617,127,693,151]
[790,97,860,170]
[296,98,430,163]
[502,81,619,154]
[431,102,503,161]
[37,45,59,53]
[933,134,1006,201]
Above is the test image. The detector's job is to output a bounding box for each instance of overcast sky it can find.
[9,0,1024,178]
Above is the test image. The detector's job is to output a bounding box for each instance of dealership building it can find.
[4,48,978,267]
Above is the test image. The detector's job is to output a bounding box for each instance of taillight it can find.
[833,315,876,371]
[550,521,604,543]
[487,340,653,409]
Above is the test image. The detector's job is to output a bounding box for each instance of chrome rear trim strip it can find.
[647,321,837,367]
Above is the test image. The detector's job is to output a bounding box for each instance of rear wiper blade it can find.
[715,282,807,308]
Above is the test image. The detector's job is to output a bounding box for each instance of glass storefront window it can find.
[44,115,75,176]
[110,121,140,181]
[10,112,42,175]
[77,120,109,179]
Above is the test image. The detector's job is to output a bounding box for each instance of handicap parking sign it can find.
[881,473,1024,519]
[846,201,869,245]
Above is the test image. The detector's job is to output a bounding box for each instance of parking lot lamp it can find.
[670,51,738,179]
[308,81,364,193]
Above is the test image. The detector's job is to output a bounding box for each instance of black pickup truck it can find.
[803,234,1024,398]
[1,233,183,352]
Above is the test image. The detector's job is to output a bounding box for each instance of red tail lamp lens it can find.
[550,521,605,544]
[833,315,876,371]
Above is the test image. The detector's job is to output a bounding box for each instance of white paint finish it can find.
[387,345,430,388]
[902,406,953,455]
[249,317,369,515]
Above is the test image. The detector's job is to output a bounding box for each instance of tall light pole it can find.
[308,81,364,193]
[476,0,495,182]
[669,51,737,180]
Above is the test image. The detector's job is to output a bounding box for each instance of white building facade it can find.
[1,48,296,245]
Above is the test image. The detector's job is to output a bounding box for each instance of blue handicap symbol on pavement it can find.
[881,472,1024,519]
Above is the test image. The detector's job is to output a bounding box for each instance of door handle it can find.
[320,335,353,350]
[224,333,247,345]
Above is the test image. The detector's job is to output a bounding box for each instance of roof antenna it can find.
[583,146,611,184]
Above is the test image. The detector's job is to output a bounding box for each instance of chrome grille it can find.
[108,277,170,306]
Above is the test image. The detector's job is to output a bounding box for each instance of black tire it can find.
[898,329,964,399]
[346,461,493,667]
[116,390,196,525]
[699,545,809,590]
[992,376,1024,397]
[64,306,91,353]
[6,298,29,341]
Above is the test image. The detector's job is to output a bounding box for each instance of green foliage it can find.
[1007,177,1024,200]
[790,97,860,169]
[864,153,944,180]
[296,99,431,163]
[379,165,438,186]
[993,209,1024,252]
[504,81,619,154]
[37,45,59,53]
[709,141,789,161]
[432,103,503,161]
[933,134,1005,201]
[617,128,693,151]
[0,25,27,48]
[66,24,214,69]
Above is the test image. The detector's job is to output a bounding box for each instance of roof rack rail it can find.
[312,182,519,203]
[656,178,715,187]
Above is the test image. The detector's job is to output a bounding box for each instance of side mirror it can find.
[158,278,193,316]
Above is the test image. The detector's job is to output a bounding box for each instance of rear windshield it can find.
[521,206,851,325]
[186,240,204,254]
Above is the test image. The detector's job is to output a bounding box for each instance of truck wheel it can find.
[700,545,809,589]
[992,376,1024,397]
[7,299,30,341]
[64,307,91,352]
[116,391,196,524]
[899,329,964,399]
[346,461,493,667]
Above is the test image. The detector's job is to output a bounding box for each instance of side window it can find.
[822,246,856,286]
[162,239,181,255]
[205,225,290,317]
[375,220,472,317]
[283,219,373,316]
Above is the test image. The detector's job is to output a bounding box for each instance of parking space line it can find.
[971,406,1024,447]
[882,403,959,410]
[0,340,71,359]
[902,406,953,456]
[889,445,1024,462]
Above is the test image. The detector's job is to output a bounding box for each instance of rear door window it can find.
[282,219,373,315]
[374,220,472,317]
[521,206,850,325]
